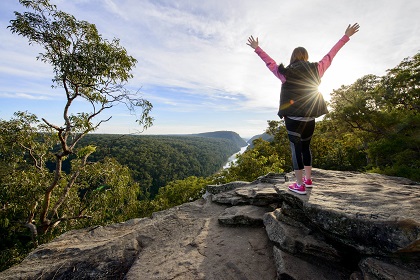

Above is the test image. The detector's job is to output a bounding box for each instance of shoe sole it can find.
[288,188,306,195]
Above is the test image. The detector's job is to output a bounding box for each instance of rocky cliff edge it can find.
[1,169,419,280]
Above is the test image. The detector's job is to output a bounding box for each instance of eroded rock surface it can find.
[273,169,420,255]
[0,199,276,280]
[1,168,419,280]
[265,169,420,279]
[212,169,419,279]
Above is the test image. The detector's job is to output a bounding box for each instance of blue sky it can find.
[0,0,419,139]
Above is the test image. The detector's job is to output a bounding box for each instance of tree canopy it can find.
[76,134,241,196]
[1,0,153,269]
[327,53,419,179]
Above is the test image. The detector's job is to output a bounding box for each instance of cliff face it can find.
[1,169,419,280]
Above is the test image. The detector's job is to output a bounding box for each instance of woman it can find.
[247,23,360,194]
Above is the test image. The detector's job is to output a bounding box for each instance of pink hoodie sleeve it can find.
[317,35,350,78]
[254,46,286,83]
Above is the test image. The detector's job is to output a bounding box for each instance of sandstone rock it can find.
[359,257,420,280]
[218,205,270,226]
[272,246,351,280]
[209,190,249,205]
[1,169,419,279]
[254,172,289,184]
[264,210,342,262]
[0,200,277,280]
[0,219,149,280]
[212,182,282,206]
[206,181,250,194]
[273,169,420,256]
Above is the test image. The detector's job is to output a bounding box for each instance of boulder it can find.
[206,181,250,194]
[211,181,282,206]
[264,210,341,262]
[218,205,270,226]
[272,169,420,256]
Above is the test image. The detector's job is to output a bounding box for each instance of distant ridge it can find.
[191,131,247,149]
[247,132,273,148]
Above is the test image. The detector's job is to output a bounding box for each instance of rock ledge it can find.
[1,169,418,280]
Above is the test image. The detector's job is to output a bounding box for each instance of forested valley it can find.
[67,133,245,197]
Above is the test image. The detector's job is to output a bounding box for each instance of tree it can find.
[328,74,384,137]
[146,176,211,214]
[381,52,420,112]
[266,120,293,172]
[328,53,419,180]
[4,0,153,246]
[0,117,142,269]
[222,137,285,183]
[310,119,367,170]
[69,157,142,228]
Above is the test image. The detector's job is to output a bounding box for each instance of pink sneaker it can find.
[288,183,306,195]
[303,177,313,188]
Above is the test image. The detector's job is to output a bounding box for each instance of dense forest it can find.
[73,132,246,196]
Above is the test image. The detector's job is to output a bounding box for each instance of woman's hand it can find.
[247,35,259,49]
[345,23,360,37]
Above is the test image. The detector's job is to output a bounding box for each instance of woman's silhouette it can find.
[247,23,360,194]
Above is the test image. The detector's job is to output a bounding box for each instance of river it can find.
[222,144,249,169]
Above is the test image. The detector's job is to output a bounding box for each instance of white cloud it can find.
[0,92,49,100]
[1,0,419,136]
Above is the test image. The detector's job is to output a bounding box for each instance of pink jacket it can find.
[254,35,350,83]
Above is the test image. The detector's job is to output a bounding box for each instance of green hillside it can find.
[76,133,242,195]
[191,131,247,148]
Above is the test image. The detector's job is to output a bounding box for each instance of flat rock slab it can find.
[0,200,277,280]
[206,181,251,194]
[218,205,271,226]
[211,182,282,206]
[273,169,420,255]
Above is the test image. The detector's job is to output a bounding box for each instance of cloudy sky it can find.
[0,0,418,138]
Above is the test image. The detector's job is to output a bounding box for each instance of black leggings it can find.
[284,117,315,170]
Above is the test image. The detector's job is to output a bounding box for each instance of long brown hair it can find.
[290,47,308,64]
